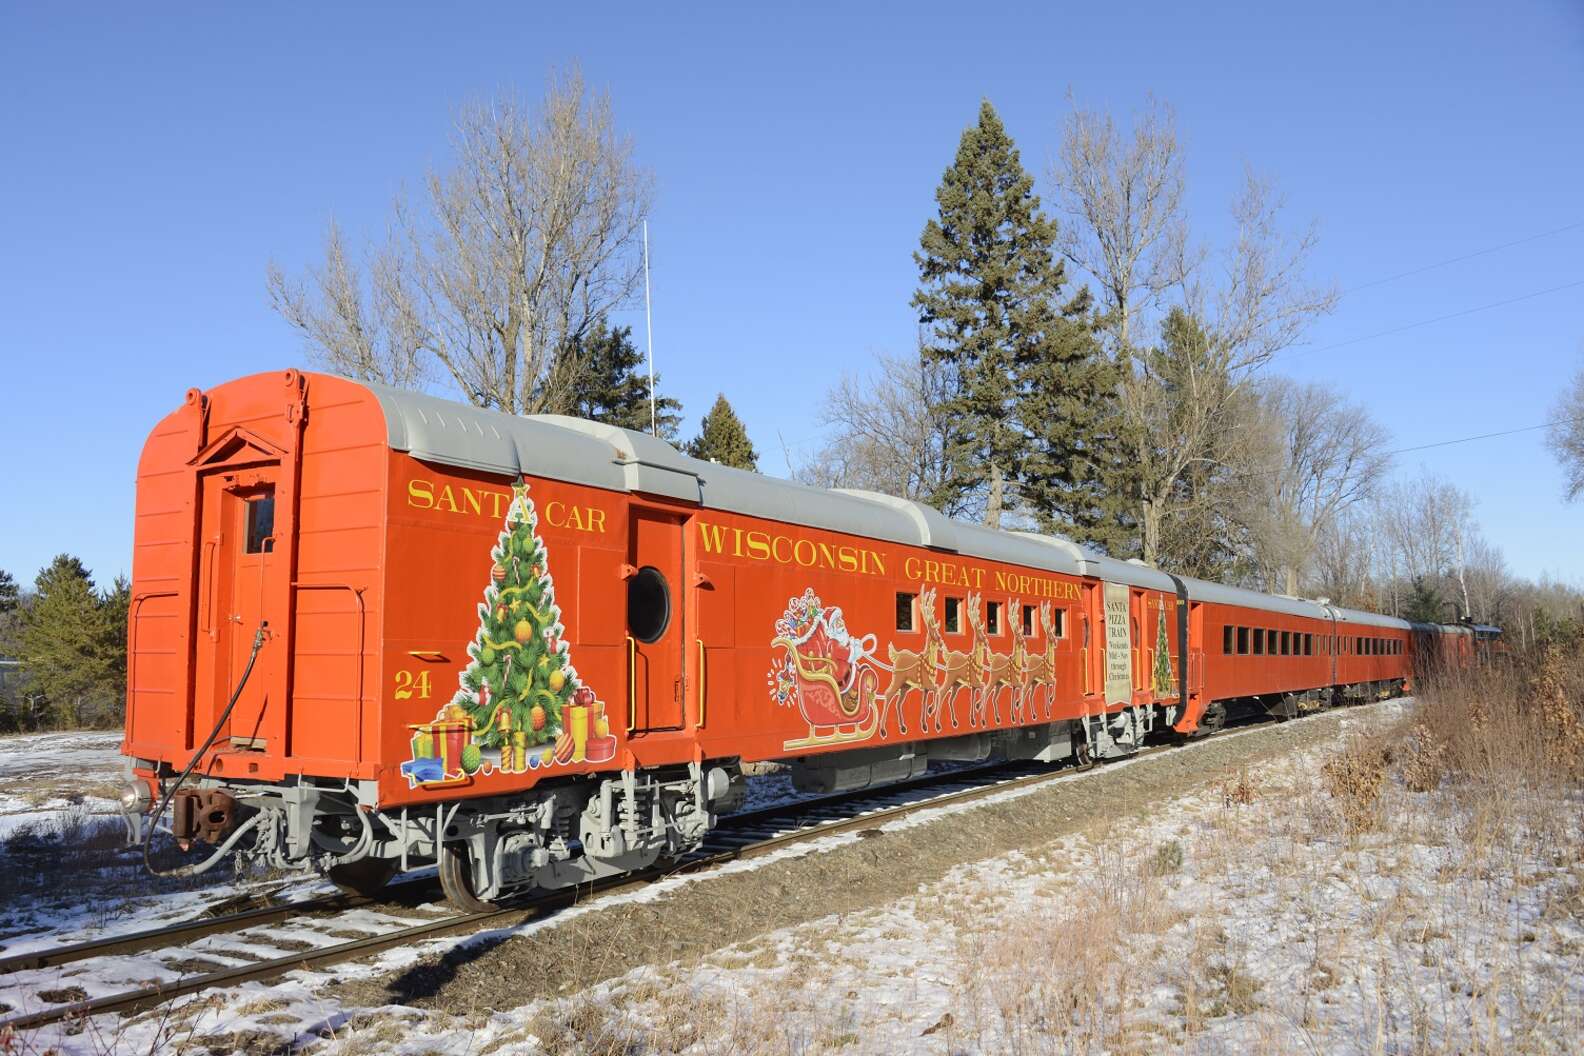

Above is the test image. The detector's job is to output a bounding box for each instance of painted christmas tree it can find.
[452,481,579,772]
[1153,598,1175,695]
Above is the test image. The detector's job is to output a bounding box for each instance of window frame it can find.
[895,592,916,632]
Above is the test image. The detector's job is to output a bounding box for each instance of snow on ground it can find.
[12,701,1581,1054]
[0,730,331,967]
[0,730,124,838]
[204,699,1578,1056]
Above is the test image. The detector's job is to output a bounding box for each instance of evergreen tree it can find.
[1403,577,1448,624]
[544,320,684,439]
[0,570,17,615]
[686,394,759,470]
[20,555,113,727]
[913,100,1115,530]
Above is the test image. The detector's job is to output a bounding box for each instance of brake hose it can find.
[143,621,268,877]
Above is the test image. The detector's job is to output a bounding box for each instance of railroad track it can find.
[0,699,1392,1036]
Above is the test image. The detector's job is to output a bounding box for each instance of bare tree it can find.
[1310,506,1380,610]
[1054,93,1192,355]
[1239,377,1392,594]
[1367,469,1483,623]
[1055,99,1338,564]
[269,69,652,412]
[796,348,971,517]
[267,222,428,389]
[1547,360,1584,501]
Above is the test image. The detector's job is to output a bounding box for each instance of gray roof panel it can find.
[357,379,1413,619]
[1332,607,1413,631]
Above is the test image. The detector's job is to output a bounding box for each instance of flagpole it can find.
[643,220,656,436]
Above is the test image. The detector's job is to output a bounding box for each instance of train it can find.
[117,369,1494,909]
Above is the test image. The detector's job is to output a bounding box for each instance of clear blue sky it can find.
[2,1,1580,590]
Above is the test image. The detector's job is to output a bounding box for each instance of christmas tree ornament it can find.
[513,619,534,644]
[490,561,506,584]
[548,669,566,693]
[530,704,546,731]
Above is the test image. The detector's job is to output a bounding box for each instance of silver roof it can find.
[1179,578,1332,619]
[1331,606,1413,631]
[356,378,1429,624]
[361,380,1088,576]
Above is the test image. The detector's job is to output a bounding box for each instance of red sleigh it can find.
[774,624,885,750]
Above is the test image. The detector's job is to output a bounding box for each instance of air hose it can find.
[143,621,268,877]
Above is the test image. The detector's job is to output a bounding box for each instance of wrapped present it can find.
[410,727,436,759]
[434,720,469,773]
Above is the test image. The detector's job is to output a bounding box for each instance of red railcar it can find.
[119,371,1471,906]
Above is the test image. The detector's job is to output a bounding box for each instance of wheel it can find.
[1194,701,1228,737]
[438,843,498,913]
[327,856,398,897]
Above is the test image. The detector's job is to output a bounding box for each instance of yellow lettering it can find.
[792,539,816,566]
[435,485,459,513]
[837,545,859,572]
[545,500,566,527]
[489,490,509,519]
[699,522,728,554]
[817,541,838,569]
[406,478,434,510]
[746,531,772,561]
[461,488,482,516]
[588,509,606,534]
[904,556,921,581]
[771,535,793,564]
[868,551,885,576]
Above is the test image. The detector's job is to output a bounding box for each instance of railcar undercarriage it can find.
[122,690,1395,908]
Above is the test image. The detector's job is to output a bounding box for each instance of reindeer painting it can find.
[1021,600,1059,719]
[922,589,978,732]
[881,584,939,737]
[971,596,1024,727]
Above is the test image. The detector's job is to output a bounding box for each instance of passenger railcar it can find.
[118,370,1486,908]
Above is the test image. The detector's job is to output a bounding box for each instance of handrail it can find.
[291,582,367,760]
[199,540,218,638]
[696,638,707,730]
[128,591,179,729]
[626,635,637,734]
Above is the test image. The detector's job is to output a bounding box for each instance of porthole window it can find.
[627,566,670,643]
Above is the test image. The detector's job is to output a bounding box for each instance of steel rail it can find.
[0,879,437,976]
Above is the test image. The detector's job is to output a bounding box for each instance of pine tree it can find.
[686,394,759,470]
[0,570,17,615]
[913,100,1114,530]
[448,483,582,773]
[20,555,113,727]
[1403,577,1448,624]
[544,320,684,439]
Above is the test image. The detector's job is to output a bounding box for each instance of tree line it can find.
[0,558,129,731]
[270,74,1578,644]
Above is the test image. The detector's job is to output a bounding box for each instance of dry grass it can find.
[503,662,1582,1056]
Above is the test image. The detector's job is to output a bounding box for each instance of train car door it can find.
[194,468,280,750]
[627,508,686,733]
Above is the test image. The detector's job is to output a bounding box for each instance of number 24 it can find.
[394,669,432,700]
